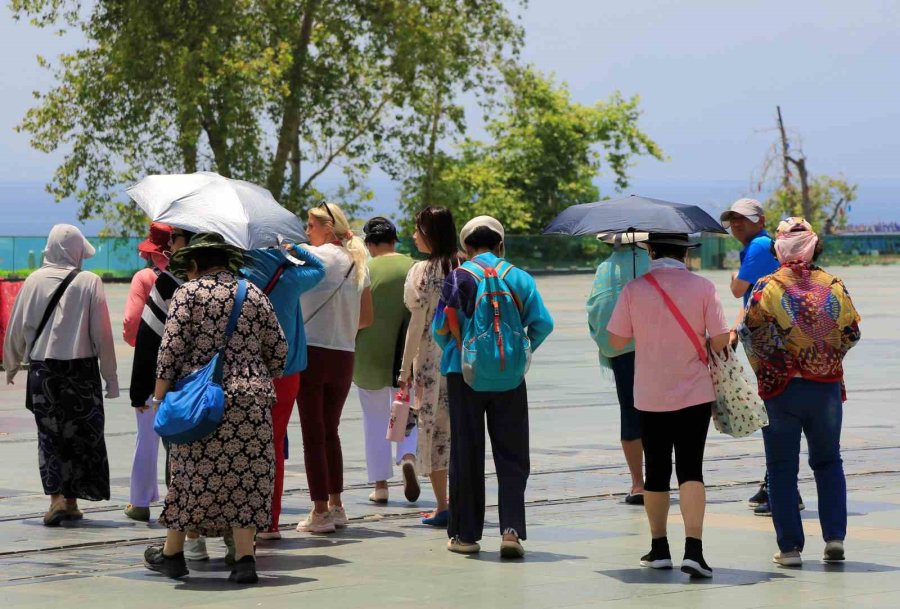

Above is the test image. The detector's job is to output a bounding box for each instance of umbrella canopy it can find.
[542,195,727,236]
[127,172,307,249]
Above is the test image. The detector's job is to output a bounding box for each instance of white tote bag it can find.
[644,274,768,438]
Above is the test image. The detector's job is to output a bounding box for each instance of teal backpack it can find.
[458,258,532,392]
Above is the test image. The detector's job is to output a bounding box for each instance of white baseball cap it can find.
[720,198,764,228]
[459,215,504,247]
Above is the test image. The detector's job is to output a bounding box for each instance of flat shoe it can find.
[368,488,388,504]
[43,504,70,527]
[447,538,480,554]
[422,510,449,527]
[402,460,421,502]
[124,504,150,522]
[625,493,645,505]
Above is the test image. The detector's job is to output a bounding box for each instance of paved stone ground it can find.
[1,266,899,607]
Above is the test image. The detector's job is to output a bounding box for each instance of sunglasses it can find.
[318,202,337,226]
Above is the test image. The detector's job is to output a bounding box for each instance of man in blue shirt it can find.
[721,198,803,516]
[432,216,554,559]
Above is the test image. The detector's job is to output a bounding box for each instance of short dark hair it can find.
[463,226,503,253]
[362,216,398,246]
[186,247,232,273]
[648,243,688,260]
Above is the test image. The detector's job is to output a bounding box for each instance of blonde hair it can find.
[308,202,368,287]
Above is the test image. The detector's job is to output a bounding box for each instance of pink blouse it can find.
[123,267,158,347]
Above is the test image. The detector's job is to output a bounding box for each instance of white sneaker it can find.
[331,506,349,528]
[447,537,480,554]
[773,550,802,567]
[183,536,209,561]
[824,540,845,563]
[369,488,388,504]
[296,510,336,534]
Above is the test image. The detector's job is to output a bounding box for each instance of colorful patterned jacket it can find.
[741,261,861,400]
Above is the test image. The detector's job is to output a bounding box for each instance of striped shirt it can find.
[129,271,182,406]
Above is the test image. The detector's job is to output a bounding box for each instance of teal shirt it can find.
[431,252,554,377]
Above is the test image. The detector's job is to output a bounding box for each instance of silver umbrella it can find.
[127,172,307,249]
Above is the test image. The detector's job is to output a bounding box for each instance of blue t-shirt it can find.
[737,230,779,306]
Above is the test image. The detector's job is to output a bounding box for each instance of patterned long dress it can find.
[403,261,450,475]
[156,271,287,534]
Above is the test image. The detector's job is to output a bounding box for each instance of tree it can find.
[12,0,525,234]
[755,106,857,234]
[394,66,664,233]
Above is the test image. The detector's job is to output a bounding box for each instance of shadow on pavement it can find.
[464,551,587,563]
[800,561,900,573]
[597,567,793,585]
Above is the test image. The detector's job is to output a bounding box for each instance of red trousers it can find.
[270,372,301,531]
[298,346,355,502]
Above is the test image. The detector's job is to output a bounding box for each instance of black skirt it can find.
[27,358,110,501]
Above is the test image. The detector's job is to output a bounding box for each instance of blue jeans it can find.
[762,379,846,552]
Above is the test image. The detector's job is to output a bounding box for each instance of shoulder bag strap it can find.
[302,262,355,325]
[643,273,708,366]
[29,269,80,357]
[263,261,291,295]
[212,279,248,383]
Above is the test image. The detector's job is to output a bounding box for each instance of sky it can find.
[0,0,898,234]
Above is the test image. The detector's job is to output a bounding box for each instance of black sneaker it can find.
[144,546,189,579]
[681,537,713,578]
[640,537,673,569]
[748,483,768,507]
[228,555,259,585]
[755,494,804,517]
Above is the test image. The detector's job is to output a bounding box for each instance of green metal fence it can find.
[1,233,897,279]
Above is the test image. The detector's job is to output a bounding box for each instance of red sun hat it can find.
[137,222,174,259]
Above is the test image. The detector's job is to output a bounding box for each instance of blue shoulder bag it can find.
[154,279,248,444]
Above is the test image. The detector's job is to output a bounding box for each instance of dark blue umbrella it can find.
[542,195,727,236]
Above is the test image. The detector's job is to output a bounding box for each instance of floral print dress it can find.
[401,261,450,475]
[156,271,288,534]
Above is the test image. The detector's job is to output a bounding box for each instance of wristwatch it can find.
[151,397,164,405]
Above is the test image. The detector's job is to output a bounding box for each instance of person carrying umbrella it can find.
[586,233,650,506]
[607,233,730,579]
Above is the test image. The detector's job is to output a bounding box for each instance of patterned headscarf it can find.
[774,217,819,264]
[167,232,246,280]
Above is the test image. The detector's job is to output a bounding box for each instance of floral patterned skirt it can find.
[159,390,275,535]
[27,358,110,501]
[415,373,451,475]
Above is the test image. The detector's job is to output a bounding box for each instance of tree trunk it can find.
[288,131,302,210]
[797,157,812,220]
[202,103,231,178]
[423,89,443,207]
[267,1,319,201]
[776,106,792,193]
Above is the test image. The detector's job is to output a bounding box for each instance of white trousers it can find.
[130,406,161,506]
[358,387,418,483]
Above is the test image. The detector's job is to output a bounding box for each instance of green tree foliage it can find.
[11,0,524,234]
[395,66,664,233]
[764,175,857,235]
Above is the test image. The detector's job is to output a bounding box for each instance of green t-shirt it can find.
[353,253,415,390]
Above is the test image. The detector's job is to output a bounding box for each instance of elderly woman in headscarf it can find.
[741,218,861,568]
[2,224,118,526]
[143,233,287,585]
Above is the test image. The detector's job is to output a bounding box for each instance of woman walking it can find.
[296,202,372,534]
[398,207,458,526]
[742,218,861,567]
[354,217,418,505]
[3,224,119,526]
[143,233,287,584]
[243,240,325,539]
[123,223,189,523]
[607,233,729,578]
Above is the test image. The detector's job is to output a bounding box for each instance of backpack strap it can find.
[644,273,708,365]
[263,261,290,295]
[30,269,80,358]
